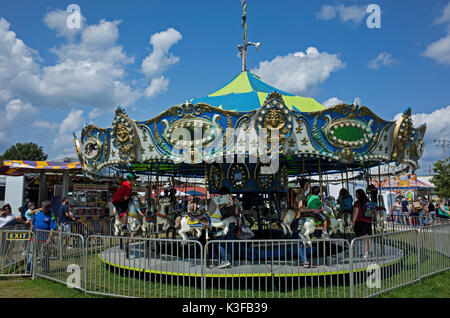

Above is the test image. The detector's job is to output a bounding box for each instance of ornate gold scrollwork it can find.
[228,163,249,190]
[83,137,103,161]
[209,163,223,191]
[73,134,86,168]
[255,163,274,190]
[392,108,413,162]
[256,93,292,154]
[112,108,138,163]
[278,165,288,190]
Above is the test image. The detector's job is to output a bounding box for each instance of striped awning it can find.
[0,160,82,176]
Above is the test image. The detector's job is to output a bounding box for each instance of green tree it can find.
[0,142,48,161]
[430,158,450,198]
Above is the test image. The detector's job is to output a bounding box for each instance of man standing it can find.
[112,173,137,231]
[27,201,57,274]
[401,197,410,225]
[58,197,74,233]
[414,196,427,227]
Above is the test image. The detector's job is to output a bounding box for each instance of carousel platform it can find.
[98,241,405,278]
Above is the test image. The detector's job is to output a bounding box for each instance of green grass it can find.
[0,269,448,298]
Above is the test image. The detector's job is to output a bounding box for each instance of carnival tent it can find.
[0,160,82,176]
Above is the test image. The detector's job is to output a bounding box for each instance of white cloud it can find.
[353,97,362,105]
[322,96,362,107]
[88,107,103,120]
[52,109,85,156]
[145,76,169,98]
[424,3,450,66]
[433,2,450,25]
[31,120,57,130]
[0,13,183,157]
[0,15,139,111]
[250,47,345,96]
[141,28,182,78]
[43,9,86,41]
[316,4,367,25]
[423,33,450,66]
[316,5,337,20]
[368,52,395,69]
[322,97,344,108]
[4,98,38,122]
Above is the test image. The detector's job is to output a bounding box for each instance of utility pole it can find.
[434,139,448,158]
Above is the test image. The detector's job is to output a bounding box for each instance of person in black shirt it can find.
[58,197,74,233]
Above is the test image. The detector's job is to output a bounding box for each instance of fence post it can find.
[417,228,421,283]
[349,239,354,298]
[84,236,88,294]
[32,232,37,280]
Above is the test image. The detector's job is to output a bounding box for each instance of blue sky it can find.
[0,0,449,174]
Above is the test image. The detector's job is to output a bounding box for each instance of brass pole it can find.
[302,157,305,177]
[204,162,208,207]
[318,158,323,199]
[345,165,349,190]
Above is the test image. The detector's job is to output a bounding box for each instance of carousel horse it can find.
[141,197,157,238]
[281,197,344,243]
[113,195,145,237]
[155,195,175,235]
[177,194,233,241]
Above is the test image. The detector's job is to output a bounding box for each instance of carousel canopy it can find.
[191,71,325,112]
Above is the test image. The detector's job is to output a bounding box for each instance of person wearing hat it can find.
[112,173,137,230]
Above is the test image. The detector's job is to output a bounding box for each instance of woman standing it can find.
[436,198,449,222]
[352,189,374,259]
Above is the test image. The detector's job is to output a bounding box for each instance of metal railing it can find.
[418,224,450,279]
[203,238,351,298]
[350,229,420,298]
[1,223,449,298]
[84,235,204,298]
[0,230,33,276]
[33,230,85,292]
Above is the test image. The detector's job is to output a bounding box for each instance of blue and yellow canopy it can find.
[191,71,325,112]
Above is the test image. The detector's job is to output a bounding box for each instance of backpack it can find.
[361,201,377,219]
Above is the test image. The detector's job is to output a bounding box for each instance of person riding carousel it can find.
[337,188,353,219]
[293,179,328,238]
[112,172,137,231]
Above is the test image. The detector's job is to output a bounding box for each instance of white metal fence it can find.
[0,230,33,276]
[1,223,449,298]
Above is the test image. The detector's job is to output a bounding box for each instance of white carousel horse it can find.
[178,194,233,241]
[155,196,174,234]
[281,197,344,244]
[113,196,144,237]
[322,197,345,235]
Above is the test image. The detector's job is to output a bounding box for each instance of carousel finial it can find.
[237,0,261,72]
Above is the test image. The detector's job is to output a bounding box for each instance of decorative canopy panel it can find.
[74,81,426,180]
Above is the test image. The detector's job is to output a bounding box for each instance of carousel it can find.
[73,5,426,276]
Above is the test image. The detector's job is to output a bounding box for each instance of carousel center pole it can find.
[345,165,349,191]
[318,158,323,200]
